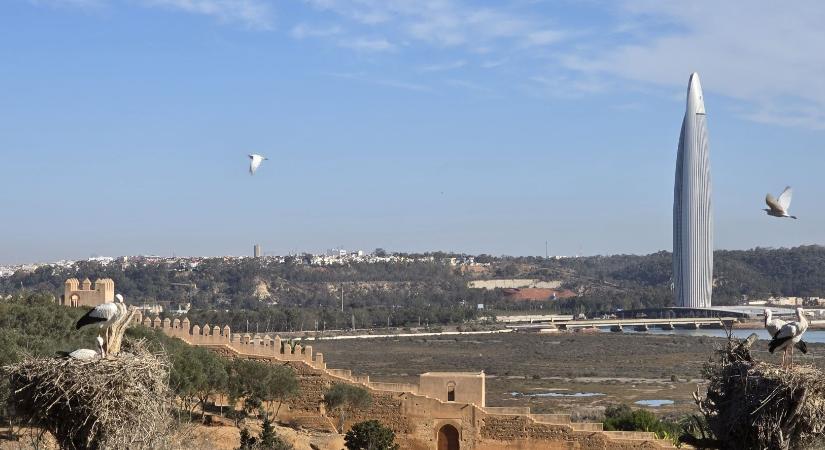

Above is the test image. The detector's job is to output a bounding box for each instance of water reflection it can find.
[510,391,605,398]
[622,328,825,343]
[634,399,674,407]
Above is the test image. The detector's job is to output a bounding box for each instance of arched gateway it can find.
[437,424,460,450]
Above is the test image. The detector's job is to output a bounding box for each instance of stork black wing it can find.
[795,340,808,354]
[75,310,108,329]
[769,336,792,353]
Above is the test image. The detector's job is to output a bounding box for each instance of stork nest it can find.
[2,339,173,450]
[694,334,825,449]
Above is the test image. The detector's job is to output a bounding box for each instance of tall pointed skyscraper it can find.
[673,73,713,308]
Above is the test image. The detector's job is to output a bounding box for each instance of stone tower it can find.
[63,278,115,307]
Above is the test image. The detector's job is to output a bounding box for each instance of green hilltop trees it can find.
[4,246,825,326]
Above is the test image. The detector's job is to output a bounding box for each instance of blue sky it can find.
[1,0,824,263]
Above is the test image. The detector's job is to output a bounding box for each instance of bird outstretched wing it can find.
[765,193,782,212]
[249,154,263,175]
[777,186,793,211]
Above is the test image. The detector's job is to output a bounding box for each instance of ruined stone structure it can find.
[61,278,114,307]
[132,310,676,449]
[419,372,484,406]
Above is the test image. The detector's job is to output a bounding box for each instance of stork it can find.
[764,308,807,356]
[769,307,809,368]
[248,154,268,175]
[764,186,797,219]
[58,336,106,360]
[75,293,127,343]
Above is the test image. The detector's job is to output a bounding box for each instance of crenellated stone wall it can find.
[127,309,675,449]
[62,278,114,307]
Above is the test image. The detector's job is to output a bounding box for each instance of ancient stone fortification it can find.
[62,278,114,307]
[133,311,676,449]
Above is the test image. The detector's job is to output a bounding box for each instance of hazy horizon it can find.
[6,243,825,266]
[2,1,824,265]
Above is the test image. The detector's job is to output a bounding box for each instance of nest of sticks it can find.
[2,339,173,450]
[693,333,825,449]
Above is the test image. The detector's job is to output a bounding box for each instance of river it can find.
[622,328,825,343]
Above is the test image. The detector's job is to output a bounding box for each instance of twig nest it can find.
[2,339,173,450]
[697,338,825,449]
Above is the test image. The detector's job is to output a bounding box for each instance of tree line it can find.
[2,245,824,323]
[0,293,401,450]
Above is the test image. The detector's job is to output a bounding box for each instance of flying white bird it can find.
[764,186,797,219]
[75,293,127,342]
[60,336,106,360]
[248,154,268,175]
[764,308,807,355]
[769,307,809,367]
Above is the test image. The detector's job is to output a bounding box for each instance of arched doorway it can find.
[437,424,460,450]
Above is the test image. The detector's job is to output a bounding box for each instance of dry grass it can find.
[2,339,173,450]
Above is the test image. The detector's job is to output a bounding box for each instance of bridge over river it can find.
[507,317,739,332]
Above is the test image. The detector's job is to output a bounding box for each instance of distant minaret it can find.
[673,73,713,308]
[254,244,262,258]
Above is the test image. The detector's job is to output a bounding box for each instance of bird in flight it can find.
[764,186,797,219]
[248,154,268,175]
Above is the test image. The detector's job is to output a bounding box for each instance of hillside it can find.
[2,246,824,329]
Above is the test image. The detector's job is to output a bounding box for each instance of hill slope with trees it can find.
[2,246,824,327]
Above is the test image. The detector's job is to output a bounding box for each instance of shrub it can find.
[602,404,682,441]
[344,420,399,450]
[238,417,293,450]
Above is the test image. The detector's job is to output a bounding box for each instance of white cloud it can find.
[302,0,565,49]
[525,29,565,46]
[32,0,274,28]
[338,36,395,52]
[480,58,507,69]
[529,74,608,98]
[29,0,105,8]
[445,79,494,95]
[327,72,431,92]
[290,22,392,52]
[290,23,343,39]
[418,60,466,72]
[139,0,274,29]
[563,0,825,128]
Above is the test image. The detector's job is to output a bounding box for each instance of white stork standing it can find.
[75,293,127,343]
[60,336,106,360]
[769,307,809,368]
[764,308,785,337]
[764,308,808,357]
